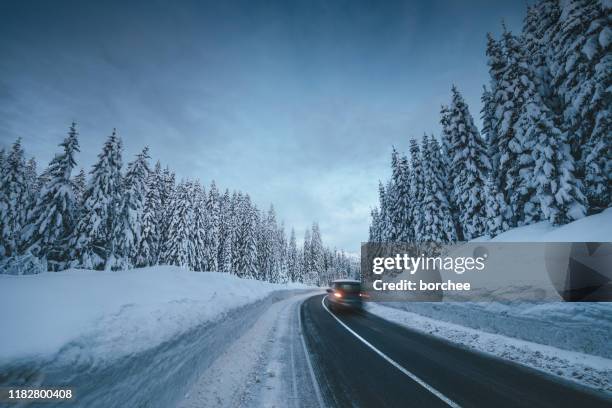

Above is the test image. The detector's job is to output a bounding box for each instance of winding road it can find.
[300,294,612,408]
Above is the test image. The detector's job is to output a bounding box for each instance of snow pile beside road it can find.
[0,266,308,365]
[473,207,612,242]
[368,303,612,392]
[370,210,612,392]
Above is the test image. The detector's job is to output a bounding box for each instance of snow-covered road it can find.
[177,291,323,408]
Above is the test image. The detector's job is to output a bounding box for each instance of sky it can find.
[0,0,526,252]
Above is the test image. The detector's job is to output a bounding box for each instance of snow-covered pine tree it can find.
[203,181,220,272]
[217,189,234,273]
[485,33,515,229]
[162,180,195,268]
[368,207,381,242]
[110,147,150,270]
[484,174,508,238]
[287,228,299,282]
[422,135,457,243]
[24,157,39,220]
[254,206,269,281]
[302,228,312,279]
[549,0,611,211]
[136,161,162,267]
[0,138,29,258]
[72,168,86,211]
[276,221,289,283]
[446,86,490,239]
[389,148,413,243]
[190,181,207,271]
[72,130,123,270]
[233,194,258,278]
[157,166,176,264]
[23,123,80,270]
[529,91,587,224]
[310,222,324,286]
[408,138,425,242]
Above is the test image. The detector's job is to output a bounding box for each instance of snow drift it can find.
[0,266,311,407]
[0,266,307,364]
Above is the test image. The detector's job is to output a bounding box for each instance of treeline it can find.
[370,0,610,242]
[0,126,357,284]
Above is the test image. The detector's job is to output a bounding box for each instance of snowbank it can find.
[368,303,612,392]
[371,210,612,392]
[0,266,308,365]
[473,207,612,242]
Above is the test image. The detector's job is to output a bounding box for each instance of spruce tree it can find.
[408,138,425,241]
[218,189,234,273]
[191,181,207,271]
[389,148,412,242]
[485,33,514,229]
[72,168,86,210]
[302,228,312,279]
[204,181,220,271]
[233,194,258,278]
[423,136,457,242]
[287,228,299,282]
[163,180,195,268]
[111,147,150,270]
[484,174,508,238]
[72,130,123,270]
[310,222,324,285]
[550,0,611,210]
[446,86,490,239]
[137,161,162,267]
[24,123,80,270]
[1,139,31,257]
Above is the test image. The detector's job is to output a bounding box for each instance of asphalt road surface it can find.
[300,294,612,408]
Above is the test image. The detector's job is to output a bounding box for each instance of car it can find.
[326,279,365,312]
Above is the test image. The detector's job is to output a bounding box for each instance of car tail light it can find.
[333,292,342,298]
[359,292,370,298]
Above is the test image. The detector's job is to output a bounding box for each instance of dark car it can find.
[326,279,364,312]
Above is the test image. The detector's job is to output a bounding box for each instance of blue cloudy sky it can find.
[0,0,525,252]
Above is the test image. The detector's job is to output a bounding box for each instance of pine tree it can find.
[485,33,514,229]
[158,166,176,263]
[72,130,123,270]
[233,194,258,278]
[191,181,207,271]
[23,123,80,270]
[24,157,39,220]
[163,180,195,268]
[302,228,312,279]
[408,138,425,241]
[549,0,611,211]
[287,228,299,282]
[484,174,508,237]
[0,138,29,257]
[530,103,587,224]
[111,147,150,270]
[422,135,457,242]
[310,222,324,285]
[276,222,289,283]
[203,181,220,271]
[218,189,234,273]
[446,87,490,239]
[389,148,413,242]
[72,168,86,210]
[137,161,162,267]
[368,207,381,242]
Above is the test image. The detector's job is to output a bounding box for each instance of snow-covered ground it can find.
[368,303,612,392]
[0,266,307,364]
[473,207,612,242]
[0,266,314,407]
[369,209,612,393]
